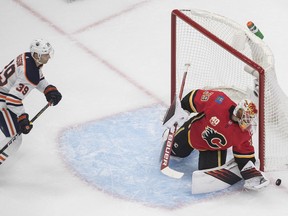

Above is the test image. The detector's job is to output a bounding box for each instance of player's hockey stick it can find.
[160,64,189,179]
[0,102,51,162]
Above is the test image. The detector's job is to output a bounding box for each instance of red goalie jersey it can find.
[181,89,255,160]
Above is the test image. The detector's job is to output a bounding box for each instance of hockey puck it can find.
[276,179,282,186]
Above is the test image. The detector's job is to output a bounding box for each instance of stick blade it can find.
[161,166,184,179]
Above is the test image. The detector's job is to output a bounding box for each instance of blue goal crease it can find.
[58,104,241,208]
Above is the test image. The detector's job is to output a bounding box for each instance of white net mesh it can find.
[173,9,288,171]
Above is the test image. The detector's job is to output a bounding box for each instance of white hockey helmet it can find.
[30,38,54,59]
[233,99,258,131]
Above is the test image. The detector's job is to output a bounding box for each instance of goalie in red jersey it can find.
[163,89,269,191]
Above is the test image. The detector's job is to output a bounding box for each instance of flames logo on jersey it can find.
[202,126,227,149]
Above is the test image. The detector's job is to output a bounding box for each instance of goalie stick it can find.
[0,103,51,164]
[160,64,189,179]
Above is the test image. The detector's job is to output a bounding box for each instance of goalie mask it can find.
[233,99,258,131]
[30,38,54,61]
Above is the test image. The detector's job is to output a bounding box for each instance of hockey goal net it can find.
[171,9,288,171]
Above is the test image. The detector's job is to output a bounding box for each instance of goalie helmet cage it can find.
[171,9,288,171]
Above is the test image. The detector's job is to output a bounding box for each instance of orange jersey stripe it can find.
[5,96,22,105]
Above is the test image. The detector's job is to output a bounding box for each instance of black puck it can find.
[276,179,282,186]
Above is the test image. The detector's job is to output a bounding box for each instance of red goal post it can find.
[171,9,288,171]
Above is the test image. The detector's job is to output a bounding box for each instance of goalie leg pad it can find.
[192,158,242,194]
[240,161,270,191]
[243,176,270,191]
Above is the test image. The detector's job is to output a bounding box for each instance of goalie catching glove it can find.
[18,113,33,134]
[163,97,189,130]
[44,85,62,106]
[240,160,270,190]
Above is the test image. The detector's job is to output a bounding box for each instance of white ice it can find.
[0,0,288,215]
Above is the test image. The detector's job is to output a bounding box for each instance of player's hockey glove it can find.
[18,113,33,134]
[240,160,270,191]
[44,85,62,106]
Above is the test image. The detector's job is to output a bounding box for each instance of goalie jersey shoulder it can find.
[189,89,235,113]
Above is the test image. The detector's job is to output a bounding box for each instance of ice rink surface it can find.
[1,0,288,215]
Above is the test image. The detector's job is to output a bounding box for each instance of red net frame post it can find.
[170,9,266,171]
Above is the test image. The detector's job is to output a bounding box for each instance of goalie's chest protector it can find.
[188,91,250,151]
